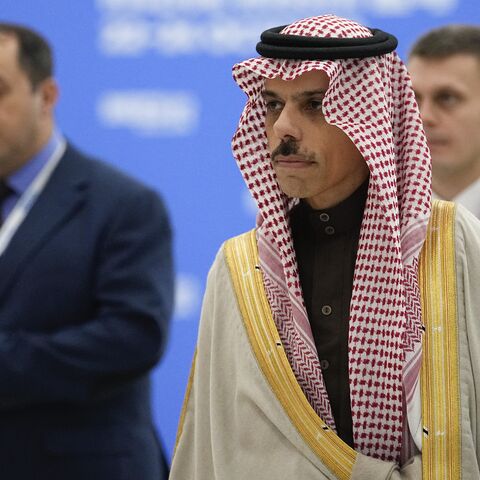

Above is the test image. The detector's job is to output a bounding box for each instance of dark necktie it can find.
[0,180,12,227]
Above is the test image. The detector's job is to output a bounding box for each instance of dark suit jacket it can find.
[0,144,174,480]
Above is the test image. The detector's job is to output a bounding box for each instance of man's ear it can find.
[38,77,59,114]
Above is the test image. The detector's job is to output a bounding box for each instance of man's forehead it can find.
[410,54,480,75]
[263,69,330,94]
[409,54,480,92]
[0,34,23,84]
[0,33,20,61]
[0,32,17,47]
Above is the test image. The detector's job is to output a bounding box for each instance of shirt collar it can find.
[7,129,63,196]
[448,179,480,219]
[291,179,369,238]
[432,179,480,219]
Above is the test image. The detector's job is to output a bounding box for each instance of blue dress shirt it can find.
[1,130,63,222]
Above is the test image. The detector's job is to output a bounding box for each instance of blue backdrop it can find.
[2,0,478,460]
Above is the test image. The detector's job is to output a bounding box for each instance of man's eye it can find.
[265,100,283,113]
[437,92,460,108]
[0,83,9,98]
[305,100,323,111]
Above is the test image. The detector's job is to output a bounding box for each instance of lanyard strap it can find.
[0,139,67,257]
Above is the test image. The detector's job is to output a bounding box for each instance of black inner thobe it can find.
[289,180,368,447]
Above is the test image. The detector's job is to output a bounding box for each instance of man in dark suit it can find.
[0,23,174,480]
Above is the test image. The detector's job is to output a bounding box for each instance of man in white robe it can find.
[171,15,480,479]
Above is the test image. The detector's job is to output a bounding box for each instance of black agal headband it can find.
[256,25,398,60]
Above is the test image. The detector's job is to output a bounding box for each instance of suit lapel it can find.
[0,146,88,298]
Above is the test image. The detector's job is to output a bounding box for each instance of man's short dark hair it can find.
[0,22,53,89]
[409,24,480,61]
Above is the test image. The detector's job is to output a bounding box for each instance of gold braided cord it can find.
[225,229,356,480]
[419,200,461,479]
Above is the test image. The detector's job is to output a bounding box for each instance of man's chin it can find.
[275,181,307,200]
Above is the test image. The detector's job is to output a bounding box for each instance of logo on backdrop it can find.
[175,274,203,320]
[97,90,199,136]
[96,0,457,57]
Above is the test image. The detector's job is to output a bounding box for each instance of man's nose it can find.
[272,106,302,141]
[417,98,438,128]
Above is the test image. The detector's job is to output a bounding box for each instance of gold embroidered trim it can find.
[225,229,356,480]
[173,349,197,455]
[419,200,461,479]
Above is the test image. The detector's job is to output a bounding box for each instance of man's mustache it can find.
[271,139,299,161]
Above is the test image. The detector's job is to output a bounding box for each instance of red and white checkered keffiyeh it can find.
[232,14,431,462]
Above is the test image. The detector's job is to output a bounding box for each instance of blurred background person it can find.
[0,23,173,480]
[408,25,480,216]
